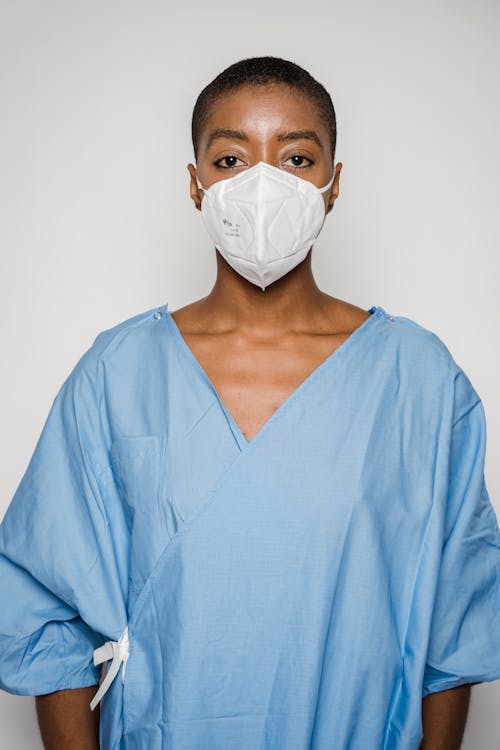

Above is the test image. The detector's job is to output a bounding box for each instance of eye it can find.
[283,154,314,169]
[213,155,246,169]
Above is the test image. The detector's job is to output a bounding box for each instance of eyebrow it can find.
[205,128,324,150]
[205,129,249,149]
[276,130,323,149]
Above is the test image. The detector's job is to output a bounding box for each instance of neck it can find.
[198,249,334,336]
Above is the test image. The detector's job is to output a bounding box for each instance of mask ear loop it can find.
[318,171,335,193]
[195,166,206,192]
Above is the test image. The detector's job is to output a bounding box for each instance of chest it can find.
[178,331,350,442]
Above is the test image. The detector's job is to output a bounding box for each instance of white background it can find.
[1,0,499,747]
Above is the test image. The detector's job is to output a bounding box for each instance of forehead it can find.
[199,83,329,148]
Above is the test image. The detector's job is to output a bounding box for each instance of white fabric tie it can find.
[90,626,129,711]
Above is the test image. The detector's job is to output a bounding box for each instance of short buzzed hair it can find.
[191,56,337,163]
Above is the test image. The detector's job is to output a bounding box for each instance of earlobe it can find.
[325,189,339,215]
[187,162,202,211]
[192,190,202,211]
[326,162,342,213]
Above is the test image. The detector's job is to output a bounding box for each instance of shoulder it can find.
[329,298,454,368]
[377,306,457,370]
[377,306,482,414]
[375,306,481,423]
[64,302,167,389]
[91,302,165,355]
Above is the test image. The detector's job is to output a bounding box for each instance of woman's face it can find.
[188,83,342,215]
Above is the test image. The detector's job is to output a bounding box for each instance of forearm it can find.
[35,685,100,750]
[419,684,471,750]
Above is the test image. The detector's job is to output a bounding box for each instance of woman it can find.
[1,56,499,750]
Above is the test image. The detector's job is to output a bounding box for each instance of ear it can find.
[188,163,203,211]
[325,161,342,215]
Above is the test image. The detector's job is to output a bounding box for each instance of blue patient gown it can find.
[1,303,500,750]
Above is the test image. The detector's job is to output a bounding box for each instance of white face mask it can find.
[196,161,334,290]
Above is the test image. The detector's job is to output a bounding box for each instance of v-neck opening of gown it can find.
[162,303,384,449]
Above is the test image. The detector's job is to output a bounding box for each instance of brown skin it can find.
[35,686,100,749]
[419,684,471,749]
[34,82,471,748]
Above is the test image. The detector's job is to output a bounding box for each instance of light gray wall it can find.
[1,0,499,746]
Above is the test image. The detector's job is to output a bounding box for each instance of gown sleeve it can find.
[0,346,110,696]
[422,369,500,697]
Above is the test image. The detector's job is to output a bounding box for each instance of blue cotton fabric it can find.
[1,302,500,750]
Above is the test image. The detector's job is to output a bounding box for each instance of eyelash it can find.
[213,154,314,170]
